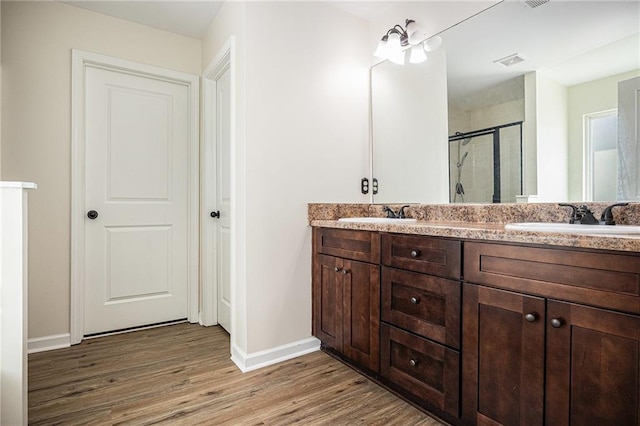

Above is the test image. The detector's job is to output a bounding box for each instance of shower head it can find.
[462,137,472,146]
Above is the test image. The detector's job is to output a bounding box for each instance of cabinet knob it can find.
[409,359,419,367]
[550,318,563,328]
[410,297,420,304]
[410,250,420,258]
[342,269,349,274]
[524,313,537,322]
[334,267,341,273]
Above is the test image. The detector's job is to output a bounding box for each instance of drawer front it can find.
[382,234,461,278]
[380,324,460,418]
[464,241,640,314]
[382,267,461,349]
[315,228,380,263]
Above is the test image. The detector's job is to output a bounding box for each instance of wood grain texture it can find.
[29,323,442,425]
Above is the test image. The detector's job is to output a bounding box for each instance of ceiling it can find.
[63,1,224,39]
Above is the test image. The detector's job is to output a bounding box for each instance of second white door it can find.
[216,67,232,334]
[84,65,190,335]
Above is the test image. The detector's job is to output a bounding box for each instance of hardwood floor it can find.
[28,323,443,425]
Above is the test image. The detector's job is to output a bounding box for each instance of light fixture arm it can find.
[374,18,438,64]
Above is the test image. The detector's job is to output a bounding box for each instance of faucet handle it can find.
[558,203,580,224]
[398,205,410,219]
[600,202,629,225]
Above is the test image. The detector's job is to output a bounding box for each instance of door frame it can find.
[200,37,236,329]
[70,49,200,345]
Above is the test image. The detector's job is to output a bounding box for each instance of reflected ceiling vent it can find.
[521,0,550,8]
[493,53,528,67]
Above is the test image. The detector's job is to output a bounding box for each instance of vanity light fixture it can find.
[374,19,441,65]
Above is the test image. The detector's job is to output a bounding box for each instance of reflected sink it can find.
[505,222,640,235]
[338,217,418,224]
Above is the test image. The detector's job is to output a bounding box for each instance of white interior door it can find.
[216,68,232,333]
[83,66,189,335]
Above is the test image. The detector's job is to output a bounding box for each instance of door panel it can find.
[342,259,380,372]
[84,66,189,335]
[462,284,545,425]
[106,226,171,301]
[546,301,640,426]
[312,254,342,350]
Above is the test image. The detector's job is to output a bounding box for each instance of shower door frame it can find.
[448,121,523,203]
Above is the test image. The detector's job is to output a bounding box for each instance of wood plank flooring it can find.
[28,323,444,425]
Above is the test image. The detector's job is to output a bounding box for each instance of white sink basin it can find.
[338,217,418,224]
[505,222,640,235]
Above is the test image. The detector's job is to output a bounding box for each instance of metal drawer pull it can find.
[524,313,537,322]
[409,359,419,367]
[334,267,341,273]
[410,297,420,304]
[550,318,563,328]
[342,269,349,274]
[410,250,420,258]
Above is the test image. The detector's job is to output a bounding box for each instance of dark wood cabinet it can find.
[312,228,380,372]
[545,301,640,426]
[312,227,640,426]
[380,234,462,421]
[464,241,640,426]
[462,284,545,425]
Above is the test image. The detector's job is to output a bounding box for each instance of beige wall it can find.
[1,1,201,339]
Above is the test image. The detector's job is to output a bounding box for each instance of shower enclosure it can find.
[449,122,523,203]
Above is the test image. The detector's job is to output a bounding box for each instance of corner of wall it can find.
[231,337,320,373]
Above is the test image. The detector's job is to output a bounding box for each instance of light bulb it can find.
[389,49,406,65]
[373,36,389,59]
[423,35,442,52]
[387,31,402,55]
[406,20,429,45]
[409,44,427,64]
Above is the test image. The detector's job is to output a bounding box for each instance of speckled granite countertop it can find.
[309,203,640,253]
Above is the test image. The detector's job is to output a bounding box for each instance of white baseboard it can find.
[28,333,71,354]
[231,336,321,373]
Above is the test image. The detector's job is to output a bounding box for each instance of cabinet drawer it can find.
[382,234,461,278]
[380,324,460,418]
[382,267,461,349]
[464,241,640,314]
[315,228,380,263]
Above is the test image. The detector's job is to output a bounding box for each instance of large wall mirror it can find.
[371,0,640,204]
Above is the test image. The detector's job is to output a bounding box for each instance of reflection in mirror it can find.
[371,50,449,204]
[449,122,522,203]
[370,0,640,204]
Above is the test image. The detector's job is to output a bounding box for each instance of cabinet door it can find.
[462,284,545,425]
[342,259,380,372]
[546,301,640,426]
[312,254,343,350]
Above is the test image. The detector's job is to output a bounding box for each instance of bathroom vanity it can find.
[310,203,640,426]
